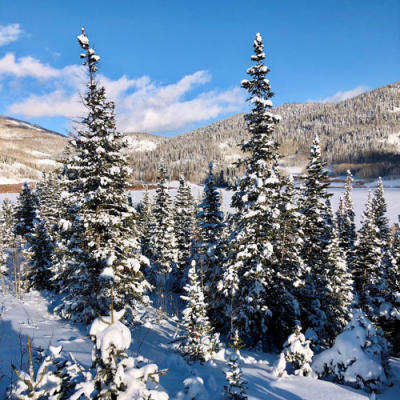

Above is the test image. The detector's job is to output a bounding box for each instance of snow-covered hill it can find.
[0,116,67,183]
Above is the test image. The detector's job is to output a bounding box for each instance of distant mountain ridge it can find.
[126,81,400,182]
[1,81,399,183]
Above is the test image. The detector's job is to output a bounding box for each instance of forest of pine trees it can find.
[0,30,399,398]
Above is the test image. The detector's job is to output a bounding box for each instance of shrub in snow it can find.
[179,261,220,363]
[72,307,168,399]
[11,338,63,399]
[272,325,313,378]
[224,330,247,400]
[312,311,390,393]
[175,377,208,400]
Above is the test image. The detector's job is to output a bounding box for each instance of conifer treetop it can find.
[78,27,100,88]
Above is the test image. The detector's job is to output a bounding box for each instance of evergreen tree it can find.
[299,135,346,345]
[24,218,55,292]
[179,261,220,363]
[273,325,313,377]
[225,33,283,348]
[353,192,385,320]
[336,170,356,269]
[35,171,60,238]
[55,28,150,323]
[72,307,169,399]
[224,330,247,400]
[322,206,353,340]
[138,188,153,258]
[195,163,225,326]
[11,338,64,400]
[379,221,400,350]
[150,164,178,290]
[0,199,14,280]
[372,178,390,246]
[267,175,306,346]
[13,182,39,241]
[173,175,195,290]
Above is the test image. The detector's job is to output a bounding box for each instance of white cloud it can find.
[319,85,369,103]
[7,58,246,133]
[0,53,61,80]
[9,90,82,118]
[0,24,22,46]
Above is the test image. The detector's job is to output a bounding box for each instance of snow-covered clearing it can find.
[0,291,399,399]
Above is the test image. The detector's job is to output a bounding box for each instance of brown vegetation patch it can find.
[0,182,35,193]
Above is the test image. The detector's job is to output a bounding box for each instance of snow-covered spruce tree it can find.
[372,177,390,246]
[266,174,307,346]
[173,175,195,291]
[11,337,64,400]
[179,261,220,363]
[377,221,400,351]
[55,28,150,323]
[224,330,247,400]
[35,170,61,238]
[195,163,226,327]
[225,33,284,348]
[336,170,356,269]
[24,217,55,292]
[138,188,153,259]
[299,135,352,345]
[150,164,178,290]
[72,307,168,399]
[13,182,39,242]
[353,192,385,321]
[273,325,313,378]
[321,203,353,341]
[0,199,14,282]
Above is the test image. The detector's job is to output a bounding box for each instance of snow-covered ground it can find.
[1,291,399,399]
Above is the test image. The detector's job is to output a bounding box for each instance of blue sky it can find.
[0,0,398,136]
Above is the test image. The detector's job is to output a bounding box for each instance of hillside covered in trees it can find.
[127,81,400,182]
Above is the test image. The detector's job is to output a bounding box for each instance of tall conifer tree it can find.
[0,199,14,281]
[299,136,351,345]
[353,193,384,320]
[336,170,356,269]
[55,28,150,323]
[195,163,226,326]
[173,175,195,290]
[150,165,178,290]
[224,33,285,347]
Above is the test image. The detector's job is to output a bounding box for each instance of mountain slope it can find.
[0,116,67,182]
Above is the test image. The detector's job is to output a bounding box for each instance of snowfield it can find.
[1,290,399,399]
